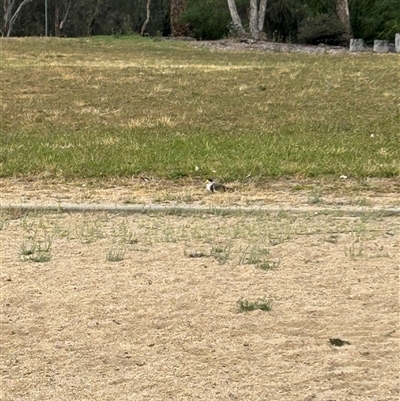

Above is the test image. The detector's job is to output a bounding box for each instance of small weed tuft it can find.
[20,235,52,263]
[268,233,288,246]
[237,297,273,312]
[106,247,126,262]
[112,221,137,244]
[239,246,278,270]
[31,253,52,263]
[308,187,323,205]
[185,250,209,258]
[345,233,363,259]
[353,197,372,207]
[20,241,36,256]
[0,216,10,231]
[256,260,280,270]
[76,219,105,244]
[239,245,270,265]
[324,234,339,244]
[211,243,232,265]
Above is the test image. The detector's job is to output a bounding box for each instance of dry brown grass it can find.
[1,210,399,400]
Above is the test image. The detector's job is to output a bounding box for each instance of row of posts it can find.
[350,33,400,53]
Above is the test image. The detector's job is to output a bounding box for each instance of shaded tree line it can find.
[2,0,399,44]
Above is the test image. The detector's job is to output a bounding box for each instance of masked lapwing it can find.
[206,179,233,193]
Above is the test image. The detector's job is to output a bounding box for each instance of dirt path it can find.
[1,177,399,210]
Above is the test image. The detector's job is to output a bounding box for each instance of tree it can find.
[55,0,72,36]
[336,0,352,37]
[227,0,267,39]
[249,0,267,39]
[2,0,34,37]
[140,0,151,35]
[171,0,188,36]
[227,0,245,35]
[86,0,102,36]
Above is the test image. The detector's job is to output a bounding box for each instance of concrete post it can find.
[349,39,365,52]
[373,40,389,53]
[396,33,400,53]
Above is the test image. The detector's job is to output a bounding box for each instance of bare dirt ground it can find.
[187,37,399,54]
[1,178,399,400]
[1,177,399,210]
[190,38,350,55]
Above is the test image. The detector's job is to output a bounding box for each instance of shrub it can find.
[182,0,230,40]
[264,0,306,42]
[298,13,349,45]
[350,0,400,42]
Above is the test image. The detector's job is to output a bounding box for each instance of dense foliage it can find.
[350,0,400,42]
[1,0,399,42]
[298,13,349,45]
[182,0,230,40]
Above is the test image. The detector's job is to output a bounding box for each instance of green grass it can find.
[1,36,399,180]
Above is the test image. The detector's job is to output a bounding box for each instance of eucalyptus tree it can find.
[226,0,267,39]
[171,0,188,35]
[54,0,72,36]
[226,0,245,35]
[336,0,351,36]
[2,0,34,36]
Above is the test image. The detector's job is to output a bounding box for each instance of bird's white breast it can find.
[206,182,214,192]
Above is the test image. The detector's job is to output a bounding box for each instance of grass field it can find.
[1,36,399,180]
[1,36,399,401]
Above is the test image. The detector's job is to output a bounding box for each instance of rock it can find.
[350,39,365,52]
[373,40,389,53]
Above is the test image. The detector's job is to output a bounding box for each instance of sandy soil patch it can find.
[1,208,399,400]
[1,177,399,210]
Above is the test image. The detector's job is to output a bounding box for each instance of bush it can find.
[264,0,307,42]
[182,0,230,40]
[350,0,400,42]
[298,13,349,45]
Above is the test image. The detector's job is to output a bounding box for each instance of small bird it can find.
[206,179,233,193]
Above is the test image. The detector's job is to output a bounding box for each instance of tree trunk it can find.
[2,0,33,37]
[55,0,71,37]
[249,0,258,39]
[87,0,101,36]
[249,0,268,40]
[170,0,188,37]
[336,0,352,37]
[140,0,151,36]
[257,0,267,33]
[2,0,15,36]
[55,0,61,36]
[229,0,267,40]
[226,0,245,36]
